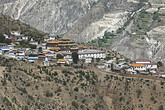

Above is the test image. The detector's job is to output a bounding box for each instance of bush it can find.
[74,87,79,92]
[45,91,53,97]
[153,85,156,90]
[136,89,142,98]
[72,101,79,108]
[150,96,154,101]
[19,88,27,93]
[158,105,163,110]
[120,97,123,101]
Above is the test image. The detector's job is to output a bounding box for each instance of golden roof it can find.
[78,45,88,49]
[131,64,145,67]
[58,41,75,43]
[55,52,62,55]
[58,43,77,46]
[47,40,59,44]
[43,51,49,54]
[49,47,61,51]
[59,36,70,40]
[58,59,68,62]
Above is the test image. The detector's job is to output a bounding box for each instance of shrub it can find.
[153,85,156,90]
[72,101,79,108]
[136,89,142,98]
[45,91,53,97]
[120,97,123,101]
[150,96,154,101]
[57,87,62,92]
[74,87,79,92]
[158,105,163,110]
[19,88,27,93]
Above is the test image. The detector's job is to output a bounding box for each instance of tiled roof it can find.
[47,40,59,44]
[134,59,151,62]
[58,59,67,62]
[78,45,88,49]
[55,52,62,55]
[49,47,61,51]
[152,73,160,75]
[43,51,49,54]
[132,62,157,65]
[38,55,46,58]
[58,43,76,46]
[131,64,145,67]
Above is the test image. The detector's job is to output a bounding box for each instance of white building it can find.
[64,55,73,63]
[130,64,146,71]
[132,59,157,70]
[57,59,69,64]
[11,31,21,36]
[60,49,106,64]
[37,43,47,49]
[78,49,106,59]
[22,36,29,40]
[29,41,38,45]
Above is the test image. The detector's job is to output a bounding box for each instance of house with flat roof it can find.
[132,58,157,70]
[11,31,21,36]
[130,64,146,71]
[57,59,69,64]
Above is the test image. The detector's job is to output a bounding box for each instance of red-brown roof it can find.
[131,64,145,67]
[49,47,61,51]
[47,40,59,44]
[38,55,46,58]
[152,73,160,75]
[134,59,151,62]
[132,62,156,65]
[58,59,67,62]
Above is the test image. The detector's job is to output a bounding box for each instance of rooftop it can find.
[49,47,61,51]
[134,59,151,62]
[58,59,68,62]
[47,40,59,44]
[131,64,145,67]
[58,43,76,46]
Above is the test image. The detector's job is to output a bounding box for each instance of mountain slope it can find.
[110,2,165,64]
[0,56,165,110]
[0,14,47,38]
[0,0,100,35]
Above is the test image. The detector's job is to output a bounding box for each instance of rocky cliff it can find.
[111,1,165,64]
[0,0,99,35]
[0,0,137,40]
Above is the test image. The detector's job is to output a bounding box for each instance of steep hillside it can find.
[0,0,100,35]
[0,56,165,110]
[0,14,47,38]
[110,3,165,64]
[0,56,109,110]
[98,74,165,110]
[0,0,138,40]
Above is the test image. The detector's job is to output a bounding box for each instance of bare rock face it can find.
[0,0,136,40]
[111,25,165,64]
[0,0,99,35]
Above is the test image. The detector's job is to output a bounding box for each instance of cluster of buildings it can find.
[0,31,106,66]
[0,31,163,77]
[126,59,157,74]
[95,57,159,75]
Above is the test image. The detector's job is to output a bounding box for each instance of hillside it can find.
[0,14,47,38]
[0,56,165,110]
[0,56,108,110]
